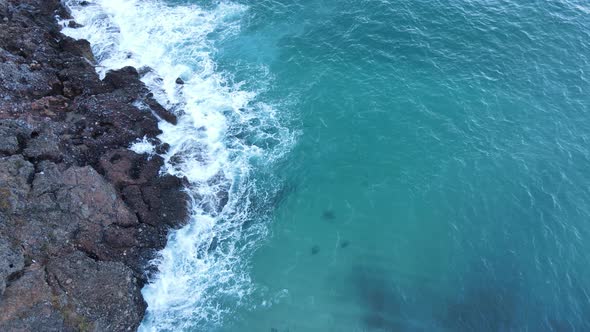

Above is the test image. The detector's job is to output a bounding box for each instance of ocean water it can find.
[61,0,590,331]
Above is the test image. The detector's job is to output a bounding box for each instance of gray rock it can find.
[0,0,188,330]
[46,251,146,331]
[0,235,24,297]
[0,120,30,156]
[0,155,34,214]
[23,127,63,162]
[0,266,67,332]
[0,62,60,99]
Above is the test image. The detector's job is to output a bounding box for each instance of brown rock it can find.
[31,95,70,113]
[0,266,66,332]
[99,149,161,187]
[0,0,188,330]
[46,251,145,331]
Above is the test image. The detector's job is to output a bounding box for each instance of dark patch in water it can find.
[238,180,296,223]
[362,313,404,331]
[311,245,320,255]
[440,284,517,332]
[547,318,572,332]
[271,181,297,208]
[322,210,335,220]
[340,240,350,248]
[351,265,405,331]
[433,257,528,331]
[344,255,590,332]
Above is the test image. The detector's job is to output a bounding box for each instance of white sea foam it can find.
[130,136,156,156]
[61,0,293,330]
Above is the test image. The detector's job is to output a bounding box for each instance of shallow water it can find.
[64,0,590,331]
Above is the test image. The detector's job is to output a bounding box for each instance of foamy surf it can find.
[60,0,293,330]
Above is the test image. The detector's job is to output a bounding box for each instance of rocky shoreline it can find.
[0,0,189,330]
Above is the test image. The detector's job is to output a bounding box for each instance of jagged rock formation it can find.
[0,0,189,330]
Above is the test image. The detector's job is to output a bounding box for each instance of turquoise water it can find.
[213,0,590,331]
[64,0,590,330]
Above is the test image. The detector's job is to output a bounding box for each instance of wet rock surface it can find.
[0,1,189,331]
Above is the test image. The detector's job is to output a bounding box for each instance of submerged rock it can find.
[311,245,320,255]
[67,20,83,28]
[322,210,336,220]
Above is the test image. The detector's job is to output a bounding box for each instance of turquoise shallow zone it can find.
[189,0,589,330]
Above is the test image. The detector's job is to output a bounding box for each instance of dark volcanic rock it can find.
[59,37,95,63]
[99,149,190,229]
[0,120,30,156]
[0,61,60,99]
[144,97,178,125]
[23,125,63,162]
[0,0,189,331]
[0,155,35,214]
[0,235,24,297]
[0,266,66,332]
[45,251,145,331]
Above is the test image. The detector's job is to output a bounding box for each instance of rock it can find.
[67,20,83,28]
[59,166,139,228]
[0,61,60,99]
[23,127,63,162]
[103,66,141,90]
[0,155,34,214]
[0,120,30,156]
[59,37,95,63]
[0,235,24,297]
[67,84,162,166]
[0,133,20,156]
[0,266,66,332]
[175,77,184,84]
[46,251,145,331]
[99,149,161,187]
[99,149,189,229]
[143,97,178,125]
[141,175,189,228]
[0,0,188,329]
[30,95,70,113]
[58,62,104,98]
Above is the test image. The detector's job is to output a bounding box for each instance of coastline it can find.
[0,0,189,330]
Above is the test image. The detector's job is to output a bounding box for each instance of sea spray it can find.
[61,0,294,330]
